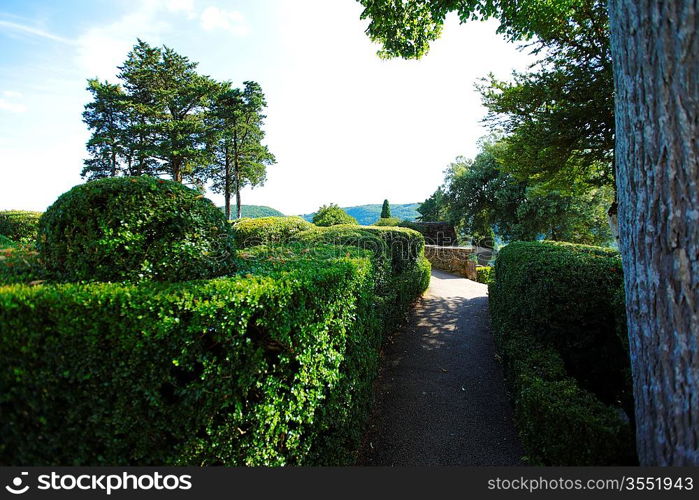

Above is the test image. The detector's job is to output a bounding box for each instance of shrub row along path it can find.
[359,269,523,465]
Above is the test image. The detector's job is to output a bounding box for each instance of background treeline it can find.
[83,39,275,220]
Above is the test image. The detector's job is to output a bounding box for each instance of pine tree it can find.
[208,81,276,220]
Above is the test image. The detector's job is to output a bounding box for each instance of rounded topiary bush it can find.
[38,176,235,282]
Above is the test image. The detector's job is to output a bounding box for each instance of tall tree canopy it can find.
[116,40,220,183]
[82,40,276,216]
[208,81,276,220]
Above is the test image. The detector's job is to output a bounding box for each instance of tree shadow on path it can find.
[359,270,524,466]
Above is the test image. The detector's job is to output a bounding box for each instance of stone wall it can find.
[424,245,477,280]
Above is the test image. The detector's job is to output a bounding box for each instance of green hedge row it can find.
[0,211,42,243]
[489,241,635,465]
[476,266,494,285]
[292,225,425,273]
[231,216,314,249]
[1,235,430,465]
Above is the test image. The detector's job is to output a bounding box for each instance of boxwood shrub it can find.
[0,211,42,243]
[489,240,635,465]
[292,225,425,273]
[230,216,314,248]
[372,217,400,227]
[0,239,430,465]
[37,177,235,282]
[0,235,16,249]
[476,265,494,285]
[0,250,359,464]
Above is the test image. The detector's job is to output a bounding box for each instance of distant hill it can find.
[302,203,421,226]
[220,205,284,218]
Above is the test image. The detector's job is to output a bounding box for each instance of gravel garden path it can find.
[359,269,524,465]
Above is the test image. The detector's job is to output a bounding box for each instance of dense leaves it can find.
[0,211,43,243]
[37,176,235,282]
[0,234,430,465]
[419,140,613,245]
[231,216,314,248]
[489,241,635,464]
[82,40,275,217]
[311,204,358,226]
[380,199,391,218]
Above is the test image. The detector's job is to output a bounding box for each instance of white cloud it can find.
[74,1,171,80]
[167,0,196,19]
[0,90,26,112]
[0,19,73,44]
[200,6,249,36]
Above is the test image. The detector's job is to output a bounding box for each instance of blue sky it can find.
[0,0,531,215]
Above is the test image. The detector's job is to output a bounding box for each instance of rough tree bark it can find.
[609,0,698,465]
[224,144,232,221]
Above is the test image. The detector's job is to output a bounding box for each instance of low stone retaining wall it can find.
[424,245,477,280]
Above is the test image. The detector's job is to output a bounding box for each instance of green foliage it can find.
[478,0,613,194]
[358,1,590,58]
[489,240,635,464]
[302,203,420,226]
[0,211,43,243]
[292,225,425,274]
[380,199,391,218]
[372,217,400,226]
[475,266,494,285]
[83,40,220,183]
[37,177,235,282]
[0,235,15,249]
[0,246,46,285]
[500,332,636,465]
[231,216,314,248]
[0,236,430,466]
[422,140,614,245]
[358,0,615,201]
[311,204,358,226]
[208,81,276,220]
[417,188,446,222]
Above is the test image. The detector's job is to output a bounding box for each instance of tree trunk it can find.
[609,0,699,465]
[111,151,117,177]
[173,159,182,183]
[224,145,232,221]
[607,200,620,244]
[235,162,242,219]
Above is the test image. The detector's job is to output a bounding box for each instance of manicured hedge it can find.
[231,216,314,248]
[292,225,425,273]
[38,177,235,282]
[0,246,45,286]
[0,211,42,243]
[1,239,430,466]
[1,249,366,465]
[489,241,635,465]
[0,235,16,249]
[476,265,494,285]
[373,217,400,227]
